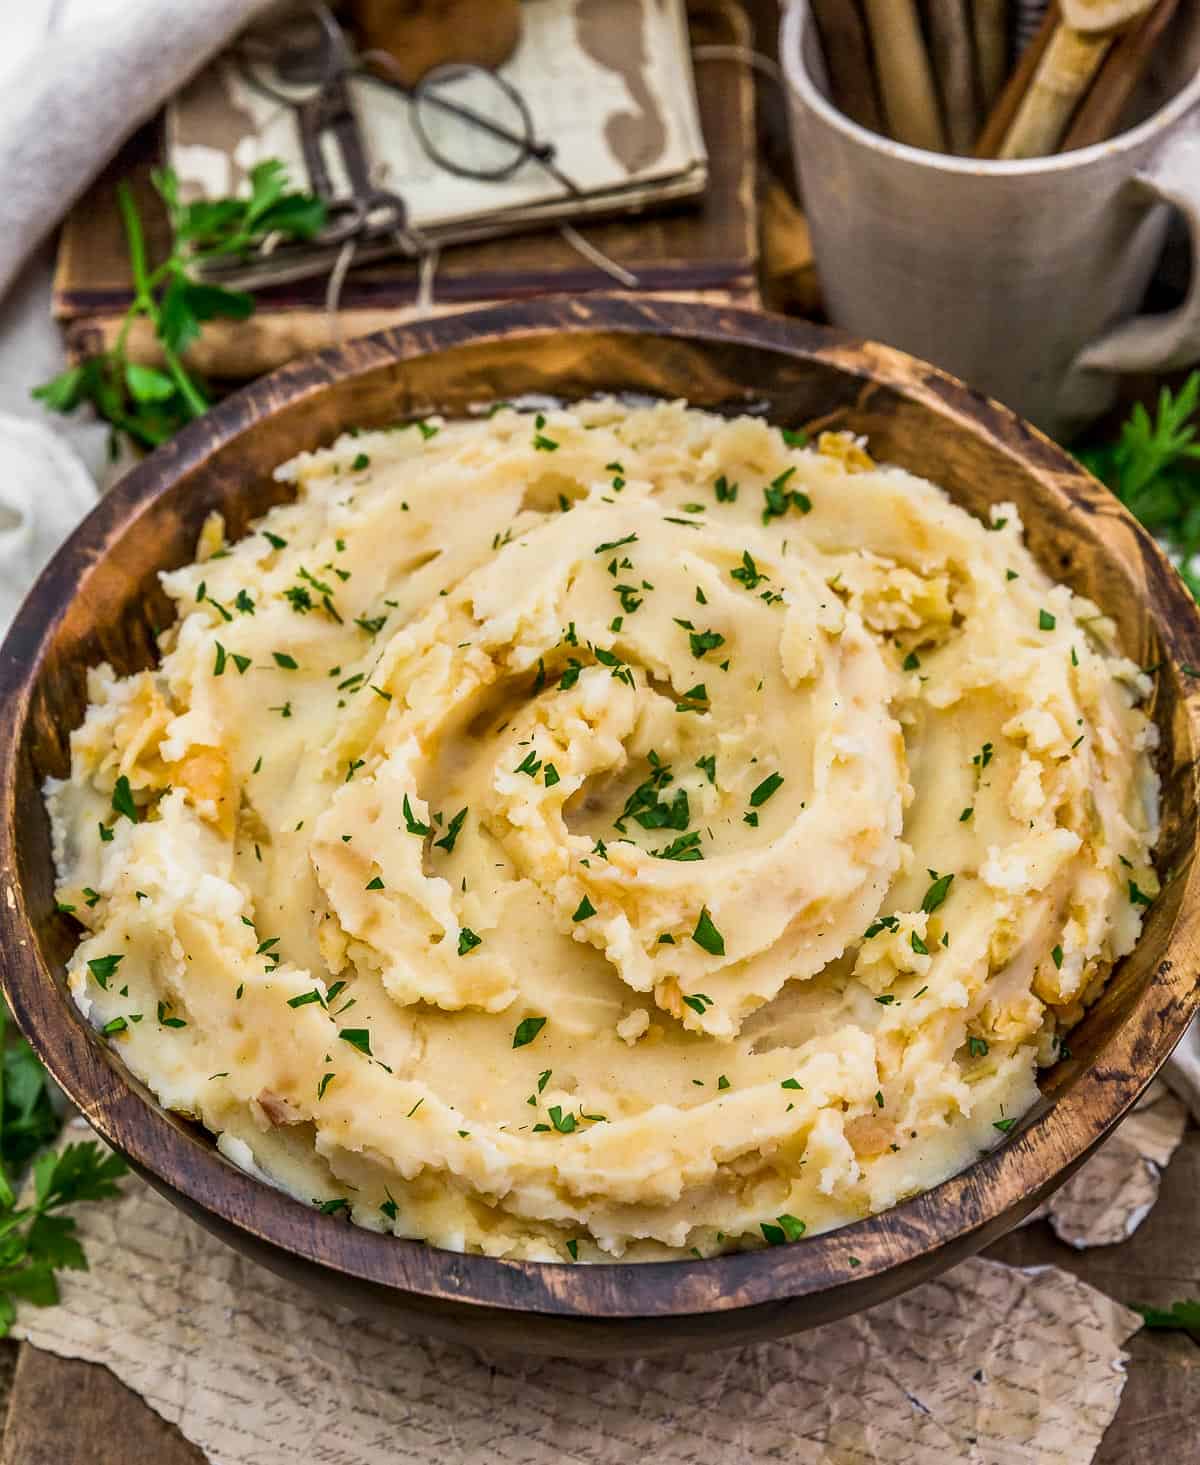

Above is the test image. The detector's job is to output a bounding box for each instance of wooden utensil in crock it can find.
[1,298,1198,1358]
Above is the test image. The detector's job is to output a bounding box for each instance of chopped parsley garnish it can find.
[565,1239,579,1260]
[101,1017,127,1036]
[288,990,324,1009]
[340,1028,372,1055]
[959,807,973,822]
[213,642,228,676]
[365,876,384,891]
[781,1077,803,1090]
[863,914,899,939]
[973,742,994,771]
[546,1105,576,1134]
[691,908,725,956]
[111,776,138,824]
[688,628,725,659]
[513,1016,547,1048]
[714,474,738,502]
[651,831,703,861]
[86,954,123,988]
[402,794,430,836]
[352,452,369,470]
[902,651,920,671]
[594,533,637,555]
[921,870,954,914]
[761,1214,806,1245]
[731,551,766,590]
[968,1036,989,1058]
[458,927,482,956]
[515,750,543,778]
[696,753,717,784]
[993,1117,1016,1133]
[749,772,784,807]
[572,895,596,922]
[533,433,559,451]
[781,428,808,447]
[543,763,561,787]
[558,659,583,690]
[616,756,688,832]
[416,421,438,440]
[317,1073,335,1100]
[355,614,387,636]
[1128,880,1152,907]
[1051,944,1064,969]
[682,992,714,1015]
[157,1000,186,1028]
[910,931,930,955]
[263,531,288,550]
[1038,609,1056,631]
[675,683,709,714]
[272,651,299,670]
[434,807,467,853]
[762,468,811,521]
[318,1198,349,1215]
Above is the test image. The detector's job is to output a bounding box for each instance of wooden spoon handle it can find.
[809,0,885,133]
[999,23,1113,158]
[861,0,948,151]
[976,2,1060,155]
[1061,0,1179,148]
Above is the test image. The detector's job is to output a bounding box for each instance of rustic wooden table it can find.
[0,1124,1194,1463]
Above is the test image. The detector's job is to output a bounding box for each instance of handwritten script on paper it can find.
[14,1122,1141,1465]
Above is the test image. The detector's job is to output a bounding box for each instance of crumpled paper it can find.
[1036,1080,1188,1248]
[13,1119,1145,1465]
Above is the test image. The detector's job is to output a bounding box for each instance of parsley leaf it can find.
[691,908,725,956]
[512,1017,547,1048]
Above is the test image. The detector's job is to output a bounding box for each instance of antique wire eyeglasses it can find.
[233,0,580,254]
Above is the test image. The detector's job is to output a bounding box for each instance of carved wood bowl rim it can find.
[2,297,1198,1348]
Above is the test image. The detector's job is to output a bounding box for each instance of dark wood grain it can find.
[0,1348,205,1465]
[1,297,1198,1357]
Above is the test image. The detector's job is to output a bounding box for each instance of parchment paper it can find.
[1037,1080,1188,1247]
[13,1119,1146,1465]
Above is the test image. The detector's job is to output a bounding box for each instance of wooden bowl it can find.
[2,298,1198,1358]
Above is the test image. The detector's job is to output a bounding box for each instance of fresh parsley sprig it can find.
[1076,372,1200,597]
[0,1001,127,1336]
[34,161,326,451]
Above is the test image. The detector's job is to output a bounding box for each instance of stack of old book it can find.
[52,0,758,379]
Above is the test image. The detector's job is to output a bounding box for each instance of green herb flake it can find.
[111,776,138,824]
[691,908,725,956]
[749,771,784,807]
[921,870,954,914]
[513,1016,547,1048]
[86,954,124,989]
[572,895,596,922]
[402,794,431,836]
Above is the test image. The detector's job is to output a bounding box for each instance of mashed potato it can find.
[46,400,1161,1261]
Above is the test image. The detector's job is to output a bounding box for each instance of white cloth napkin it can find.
[0,0,272,304]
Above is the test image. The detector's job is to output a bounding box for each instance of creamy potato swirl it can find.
[47,400,1160,1261]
